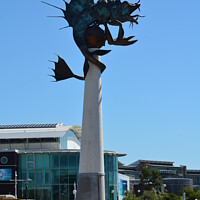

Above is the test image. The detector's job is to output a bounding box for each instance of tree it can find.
[139,166,162,191]
[150,169,162,192]
[184,187,200,200]
[139,166,152,191]
[122,190,140,200]
[159,192,181,200]
[140,190,158,200]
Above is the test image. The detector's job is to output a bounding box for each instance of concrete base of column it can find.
[76,172,106,200]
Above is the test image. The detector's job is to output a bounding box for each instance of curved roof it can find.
[0,123,81,140]
[68,126,82,141]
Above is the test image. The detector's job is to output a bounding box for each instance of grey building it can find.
[186,170,200,189]
[119,159,196,195]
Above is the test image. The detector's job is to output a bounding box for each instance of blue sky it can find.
[0,0,200,169]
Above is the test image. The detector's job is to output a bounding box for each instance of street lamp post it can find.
[10,171,32,200]
[14,171,17,199]
[73,181,77,200]
[24,178,32,200]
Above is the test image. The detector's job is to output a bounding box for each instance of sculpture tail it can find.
[50,56,84,81]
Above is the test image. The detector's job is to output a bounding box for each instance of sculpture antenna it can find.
[41,1,64,11]
[47,16,64,18]
[59,26,70,30]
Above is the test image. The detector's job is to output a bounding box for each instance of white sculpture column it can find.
[76,48,105,200]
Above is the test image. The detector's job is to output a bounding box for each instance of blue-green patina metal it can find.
[43,0,142,81]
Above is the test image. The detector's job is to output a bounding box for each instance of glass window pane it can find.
[60,184,68,200]
[69,154,77,169]
[35,154,43,169]
[105,170,109,182]
[43,188,51,200]
[35,171,43,185]
[19,170,27,181]
[28,171,35,186]
[68,170,77,184]
[60,154,68,168]
[113,155,117,171]
[52,185,59,200]
[109,185,115,200]
[44,170,50,185]
[35,189,44,200]
[27,162,34,170]
[114,171,117,188]
[27,154,34,161]
[109,171,114,184]
[18,186,23,199]
[51,154,60,169]
[51,169,60,184]
[19,155,26,170]
[104,155,108,171]
[27,186,35,200]
[108,155,114,171]
[77,154,80,164]
[60,170,68,184]
[43,154,50,169]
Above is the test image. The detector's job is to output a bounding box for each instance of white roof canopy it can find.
[0,123,81,139]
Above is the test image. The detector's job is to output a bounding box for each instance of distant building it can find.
[128,160,187,179]
[186,170,200,189]
[119,159,198,195]
[0,123,124,200]
[162,178,193,195]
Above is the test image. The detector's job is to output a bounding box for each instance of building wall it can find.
[148,165,186,178]
[104,154,118,200]
[118,173,130,200]
[0,151,18,196]
[60,130,80,150]
[119,160,194,196]
[163,178,193,195]
[18,152,118,200]
[186,172,200,188]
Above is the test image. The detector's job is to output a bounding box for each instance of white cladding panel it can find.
[118,173,130,200]
[67,137,80,149]
[0,126,68,139]
[0,125,81,150]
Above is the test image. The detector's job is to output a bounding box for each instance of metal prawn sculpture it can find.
[42,0,142,81]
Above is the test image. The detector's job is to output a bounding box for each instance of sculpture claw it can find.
[113,36,137,46]
[114,26,137,46]
[105,22,137,46]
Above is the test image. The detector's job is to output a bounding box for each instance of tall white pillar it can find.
[76,49,106,200]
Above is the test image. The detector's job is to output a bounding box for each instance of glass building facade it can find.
[18,151,118,200]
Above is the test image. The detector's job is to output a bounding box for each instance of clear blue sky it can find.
[0,0,200,169]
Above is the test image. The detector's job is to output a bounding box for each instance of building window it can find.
[51,154,60,169]
[1,156,8,165]
[35,154,43,169]
[27,154,35,170]
[18,152,118,200]
[60,154,68,168]
[69,154,77,169]
[19,155,26,170]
